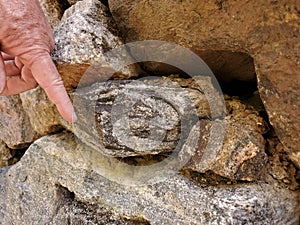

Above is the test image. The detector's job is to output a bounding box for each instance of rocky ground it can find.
[0,0,299,224]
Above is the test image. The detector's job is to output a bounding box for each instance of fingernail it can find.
[72,111,78,123]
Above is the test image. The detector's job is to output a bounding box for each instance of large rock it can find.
[0,96,36,149]
[53,0,139,91]
[108,0,300,167]
[0,133,298,224]
[72,77,224,157]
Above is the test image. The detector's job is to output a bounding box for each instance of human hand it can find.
[0,0,76,122]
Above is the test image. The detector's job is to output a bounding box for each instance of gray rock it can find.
[0,96,36,149]
[53,0,139,91]
[72,78,221,157]
[0,133,298,225]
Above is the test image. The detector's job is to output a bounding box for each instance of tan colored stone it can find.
[0,133,298,224]
[108,0,300,167]
[20,87,63,137]
[0,142,17,168]
[38,0,69,28]
[0,96,36,149]
[187,98,268,181]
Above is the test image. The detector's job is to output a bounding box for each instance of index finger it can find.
[29,54,77,123]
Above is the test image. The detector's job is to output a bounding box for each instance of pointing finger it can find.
[30,54,76,122]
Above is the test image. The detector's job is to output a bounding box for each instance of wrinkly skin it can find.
[0,0,75,122]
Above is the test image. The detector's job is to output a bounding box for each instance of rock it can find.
[187,98,269,181]
[108,0,300,167]
[67,0,81,5]
[0,133,298,224]
[72,77,224,157]
[20,87,63,137]
[38,0,69,28]
[0,142,18,168]
[53,0,139,91]
[0,96,36,149]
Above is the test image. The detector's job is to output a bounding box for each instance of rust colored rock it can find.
[108,0,300,167]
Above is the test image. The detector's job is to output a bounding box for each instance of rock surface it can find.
[0,133,298,225]
[108,0,300,167]
[0,142,20,168]
[20,87,63,137]
[0,96,36,149]
[72,78,221,157]
[38,0,69,28]
[187,98,269,181]
[53,0,139,91]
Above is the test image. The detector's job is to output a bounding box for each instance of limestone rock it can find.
[38,0,69,28]
[0,96,36,149]
[20,87,63,137]
[0,133,298,224]
[187,98,269,181]
[72,78,223,157]
[53,0,139,91]
[108,0,300,167]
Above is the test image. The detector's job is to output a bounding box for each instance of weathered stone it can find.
[20,87,63,137]
[0,96,36,148]
[108,0,300,167]
[0,142,18,168]
[72,77,223,157]
[187,98,269,181]
[67,0,80,5]
[53,0,139,91]
[38,0,69,28]
[0,133,298,224]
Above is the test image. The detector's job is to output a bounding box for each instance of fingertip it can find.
[55,99,76,123]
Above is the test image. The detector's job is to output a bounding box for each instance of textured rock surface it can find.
[53,0,139,91]
[0,142,19,168]
[187,98,269,181]
[72,78,223,157]
[0,96,36,149]
[0,133,298,225]
[108,0,300,167]
[38,0,69,28]
[20,87,63,136]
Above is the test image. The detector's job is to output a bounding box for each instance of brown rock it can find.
[0,142,18,168]
[38,0,69,28]
[0,96,36,149]
[187,98,269,181]
[20,87,63,137]
[108,0,300,167]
